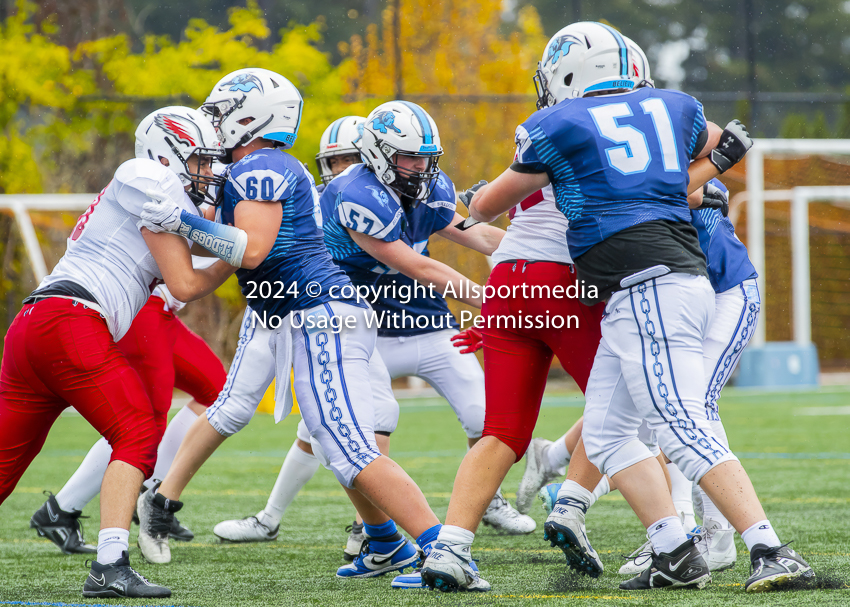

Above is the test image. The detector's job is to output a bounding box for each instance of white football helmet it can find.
[624,35,654,88]
[135,106,225,205]
[316,116,366,184]
[355,101,443,206]
[201,68,303,155]
[533,21,635,109]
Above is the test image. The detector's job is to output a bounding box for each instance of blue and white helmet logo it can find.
[371,111,401,134]
[221,73,264,94]
[545,35,581,67]
[352,121,365,145]
[366,185,390,209]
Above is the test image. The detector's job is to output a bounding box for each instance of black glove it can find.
[455,180,488,231]
[709,120,753,174]
[698,181,729,217]
[458,180,487,210]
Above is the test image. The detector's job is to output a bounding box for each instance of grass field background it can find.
[1,386,849,606]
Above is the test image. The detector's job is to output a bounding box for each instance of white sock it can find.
[436,524,474,549]
[97,527,129,565]
[647,515,688,555]
[588,476,610,507]
[699,488,732,529]
[259,440,320,527]
[55,437,113,512]
[555,479,593,510]
[144,406,199,490]
[546,434,571,474]
[667,463,696,529]
[742,520,781,551]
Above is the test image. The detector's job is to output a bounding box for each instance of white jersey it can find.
[491,184,574,265]
[38,158,198,340]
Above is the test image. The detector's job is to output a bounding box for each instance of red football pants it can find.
[0,298,159,504]
[116,296,226,440]
[480,261,605,460]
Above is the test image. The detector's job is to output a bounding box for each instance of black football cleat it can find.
[745,543,814,592]
[619,538,711,590]
[30,491,97,555]
[82,551,171,598]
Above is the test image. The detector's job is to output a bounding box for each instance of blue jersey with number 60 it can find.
[514,87,707,259]
[221,148,361,318]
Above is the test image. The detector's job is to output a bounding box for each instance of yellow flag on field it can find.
[256,370,299,415]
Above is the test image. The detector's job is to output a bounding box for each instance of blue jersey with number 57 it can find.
[221,148,360,318]
[320,164,460,337]
[514,87,707,259]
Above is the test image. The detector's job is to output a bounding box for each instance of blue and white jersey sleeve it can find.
[421,172,457,232]
[687,100,708,159]
[513,124,548,174]
[691,178,757,293]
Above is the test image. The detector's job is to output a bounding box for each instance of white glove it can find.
[139,189,182,233]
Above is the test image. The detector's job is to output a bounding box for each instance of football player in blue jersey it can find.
[135,69,444,575]
[209,115,404,560]
[320,101,532,587]
[211,110,534,575]
[422,23,812,593]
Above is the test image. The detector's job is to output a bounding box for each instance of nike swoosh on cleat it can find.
[46,503,59,523]
[669,553,690,572]
[88,572,106,586]
[370,543,406,567]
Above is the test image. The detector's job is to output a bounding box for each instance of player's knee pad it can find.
[296,418,311,444]
[205,395,258,437]
[662,436,739,484]
[637,420,661,457]
[307,424,381,488]
[309,435,330,470]
[459,403,485,439]
[584,434,656,478]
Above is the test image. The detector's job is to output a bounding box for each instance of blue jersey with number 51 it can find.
[514,88,707,259]
[221,148,360,318]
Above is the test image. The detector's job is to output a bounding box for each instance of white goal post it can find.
[0,194,95,283]
[745,139,850,348]
[4,141,850,360]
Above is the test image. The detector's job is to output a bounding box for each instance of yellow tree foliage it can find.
[343,0,547,187]
[341,1,547,327]
[0,1,362,356]
[0,0,366,195]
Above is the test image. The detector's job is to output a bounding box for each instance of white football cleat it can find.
[692,520,737,572]
[421,543,491,592]
[543,497,603,577]
[213,515,279,543]
[516,438,562,515]
[136,490,171,564]
[343,523,367,562]
[482,490,536,535]
[618,535,652,575]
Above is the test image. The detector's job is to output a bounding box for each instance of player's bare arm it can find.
[142,229,236,301]
[233,199,284,269]
[436,213,505,255]
[347,228,484,308]
[469,170,550,224]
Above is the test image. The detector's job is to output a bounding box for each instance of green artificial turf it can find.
[1,386,848,606]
